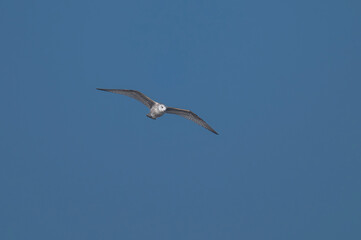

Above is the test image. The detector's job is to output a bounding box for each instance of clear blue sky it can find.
[1,0,360,239]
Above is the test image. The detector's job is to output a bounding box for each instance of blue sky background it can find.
[1,0,361,239]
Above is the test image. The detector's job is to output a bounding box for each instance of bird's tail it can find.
[146,114,156,120]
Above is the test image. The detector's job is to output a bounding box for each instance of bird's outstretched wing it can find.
[96,89,155,109]
[165,107,218,135]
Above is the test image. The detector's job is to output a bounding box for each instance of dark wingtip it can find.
[208,128,219,135]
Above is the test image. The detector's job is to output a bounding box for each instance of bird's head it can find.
[158,104,167,112]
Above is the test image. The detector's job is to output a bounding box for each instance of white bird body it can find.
[147,103,167,119]
[97,88,218,135]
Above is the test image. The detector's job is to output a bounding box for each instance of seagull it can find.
[97,88,218,135]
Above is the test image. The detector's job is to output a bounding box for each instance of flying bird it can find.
[97,88,218,135]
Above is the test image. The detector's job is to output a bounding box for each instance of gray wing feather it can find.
[96,89,155,108]
[165,107,218,135]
